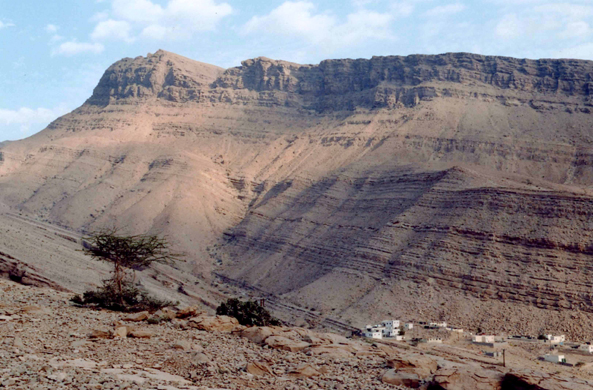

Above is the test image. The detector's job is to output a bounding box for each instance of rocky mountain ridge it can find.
[3,50,593,338]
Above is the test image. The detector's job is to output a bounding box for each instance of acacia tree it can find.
[74,229,183,311]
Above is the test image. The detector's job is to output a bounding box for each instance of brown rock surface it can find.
[382,370,421,388]
[432,367,504,390]
[264,336,310,352]
[387,354,439,378]
[287,364,320,378]
[188,315,239,332]
[239,326,275,345]
[245,362,275,376]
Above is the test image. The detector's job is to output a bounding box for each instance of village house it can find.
[363,320,401,339]
[381,320,401,336]
[429,321,447,329]
[404,322,414,330]
[579,344,593,354]
[546,335,566,345]
[544,354,566,364]
[363,325,385,339]
[473,335,496,344]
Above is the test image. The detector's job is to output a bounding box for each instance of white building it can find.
[579,344,593,353]
[427,337,443,344]
[381,320,401,337]
[363,326,385,339]
[473,335,496,344]
[404,323,414,330]
[448,327,463,333]
[363,320,401,339]
[545,335,566,344]
[429,321,447,328]
[544,354,566,363]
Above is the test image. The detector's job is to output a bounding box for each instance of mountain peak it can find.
[88,50,224,105]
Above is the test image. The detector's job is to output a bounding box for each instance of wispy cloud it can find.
[242,1,394,55]
[0,105,70,135]
[91,19,134,43]
[52,41,105,56]
[0,21,15,29]
[88,0,233,43]
[424,3,466,17]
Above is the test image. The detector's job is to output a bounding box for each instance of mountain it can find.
[3,50,593,337]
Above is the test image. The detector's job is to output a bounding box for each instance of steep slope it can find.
[4,51,593,336]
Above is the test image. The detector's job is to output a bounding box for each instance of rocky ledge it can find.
[2,278,593,389]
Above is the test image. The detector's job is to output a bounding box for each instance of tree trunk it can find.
[114,263,124,307]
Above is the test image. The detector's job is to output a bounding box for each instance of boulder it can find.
[188,315,239,333]
[171,340,192,350]
[432,367,504,390]
[124,311,149,322]
[114,326,128,338]
[245,362,275,376]
[89,329,112,339]
[387,354,438,378]
[176,306,203,319]
[240,326,275,345]
[302,334,326,345]
[382,370,421,388]
[189,352,210,364]
[128,329,153,339]
[305,345,355,358]
[265,336,310,352]
[319,333,351,345]
[288,364,320,378]
[13,337,24,349]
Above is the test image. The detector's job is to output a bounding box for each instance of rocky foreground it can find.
[2,279,593,389]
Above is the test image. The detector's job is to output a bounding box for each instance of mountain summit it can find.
[3,51,593,336]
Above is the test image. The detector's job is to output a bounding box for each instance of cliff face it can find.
[4,50,593,337]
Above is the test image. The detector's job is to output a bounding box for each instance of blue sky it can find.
[2,0,593,141]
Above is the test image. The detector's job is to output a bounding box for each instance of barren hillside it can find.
[3,50,593,337]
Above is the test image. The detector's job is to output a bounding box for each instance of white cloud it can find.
[113,0,163,23]
[495,13,523,39]
[90,11,110,22]
[52,41,105,56]
[424,3,466,17]
[91,19,134,42]
[560,20,591,39]
[0,21,15,29]
[0,105,70,134]
[391,2,415,17]
[45,24,59,33]
[140,24,168,40]
[243,2,335,44]
[242,1,393,52]
[97,0,232,41]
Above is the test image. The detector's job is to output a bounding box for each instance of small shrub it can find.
[576,361,585,367]
[70,279,177,312]
[538,334,547,340]
[216,298,281,326]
